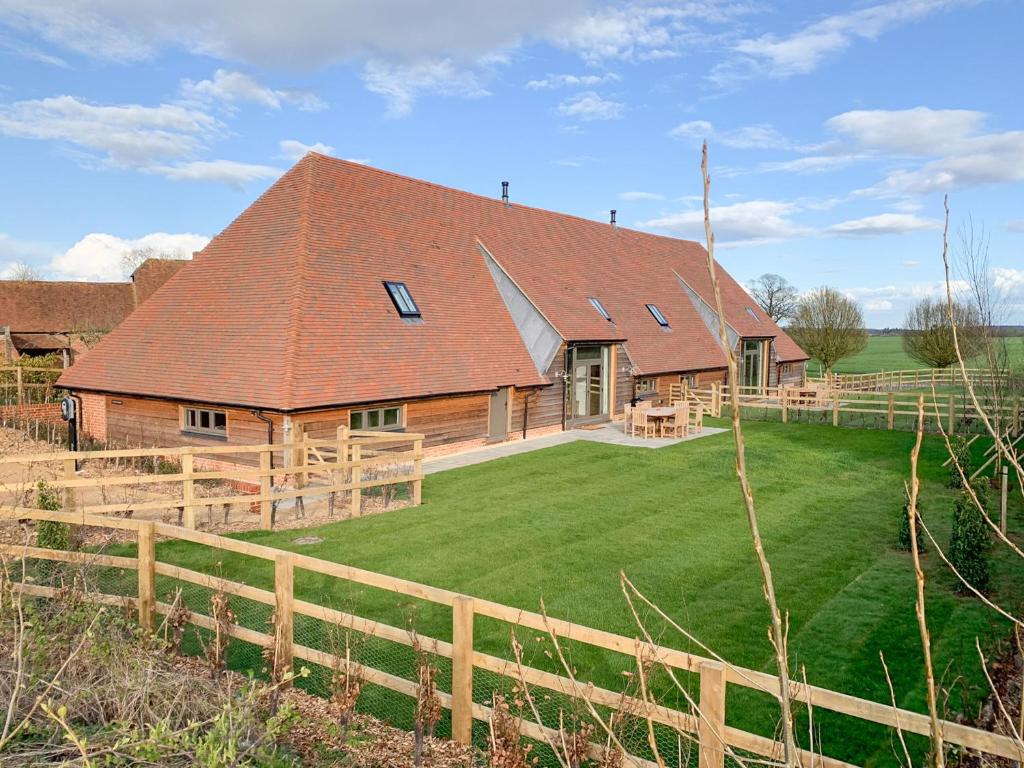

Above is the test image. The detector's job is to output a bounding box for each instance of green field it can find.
[137,422,1023,766]
[810,334,1024,374]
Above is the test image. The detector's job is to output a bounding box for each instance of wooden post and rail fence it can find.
[0,427,425,531]
[806,367,1015,393]
[0,508,1021,767]
[671,382,1023,437]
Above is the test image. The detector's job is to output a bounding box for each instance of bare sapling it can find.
[329,627,364,743]
[700,142,798,764]
[413,634,441,766]
[488,691,536,768]
[205,586,234,678]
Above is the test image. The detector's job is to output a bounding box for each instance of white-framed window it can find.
[683,374,697,387]
[182,406,227,436]
[350,405,404,431]
[635,377,656,394]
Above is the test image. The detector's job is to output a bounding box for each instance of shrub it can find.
[35,480,70,551]
[947,436,973,488]
[948,484,992,595]
[897,495,924,552]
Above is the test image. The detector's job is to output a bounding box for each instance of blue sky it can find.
[0,0,1021,327]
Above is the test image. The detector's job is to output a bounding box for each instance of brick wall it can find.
[0,402,62,425]
[79,392,107,441]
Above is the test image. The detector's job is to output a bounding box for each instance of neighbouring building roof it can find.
[0,259,186,339]
[59,154,807,410]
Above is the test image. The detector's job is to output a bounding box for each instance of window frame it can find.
[645,303,670,327]
[181,406,228,438]
[383,280,421,318]
[588,296,612,322]
[349,405,405,432]
[635,377,656,395]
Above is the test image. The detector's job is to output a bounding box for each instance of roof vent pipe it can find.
[501,181,509,206]
[610,209,617,227]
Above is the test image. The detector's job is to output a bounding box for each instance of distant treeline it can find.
[866,326,1024,337]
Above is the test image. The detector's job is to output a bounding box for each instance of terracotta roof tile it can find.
[59,154,806,408]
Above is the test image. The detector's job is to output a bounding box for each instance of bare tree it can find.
[7,263,41,281]
[748,273,799,323]
[120,246,189,276]
[902,297,984,369]
[788,287,868,374]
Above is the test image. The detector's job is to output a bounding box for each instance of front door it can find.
[488,386,510,442]
[569,345,610,423]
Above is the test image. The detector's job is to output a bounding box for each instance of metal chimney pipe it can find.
[610,209,617,227]
[501,181,509,206]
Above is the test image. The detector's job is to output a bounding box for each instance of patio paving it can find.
[423,421,727,474]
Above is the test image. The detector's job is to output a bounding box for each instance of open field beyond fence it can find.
[817,335,1024,375]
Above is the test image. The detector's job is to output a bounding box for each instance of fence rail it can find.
[0,365,65,405]
[806,367,1015,393]
[670,382,1023,436]
[1,509,1020,768]
[0,426,424,530]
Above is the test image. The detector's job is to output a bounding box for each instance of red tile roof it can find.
[0,281,135,334]
[59,154,806,409]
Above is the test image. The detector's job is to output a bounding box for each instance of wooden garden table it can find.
[644,406,677,437]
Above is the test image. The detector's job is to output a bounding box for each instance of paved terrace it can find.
[423,422,727,474]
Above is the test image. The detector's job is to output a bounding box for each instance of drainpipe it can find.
[251,410,274,469]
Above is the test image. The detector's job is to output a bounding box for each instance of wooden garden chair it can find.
[632,407,656,438]
[661,403,689,438]
[689,403,704,434]
[622,403,633,433]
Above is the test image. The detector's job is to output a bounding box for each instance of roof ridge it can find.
[281,153,316,411]
[305,152,705,251]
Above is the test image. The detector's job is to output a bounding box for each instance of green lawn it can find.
[139,423,1023,766]
[811,334,1024,374]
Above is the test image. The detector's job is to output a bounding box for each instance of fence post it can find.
[274,554,294,683]
[781,388,788,423]
[698,660,726,768]
[451,595,475,746]
[295,424,307,490]
[260,449,273,531]
[350,443,361,517]
[1001,465,1009,536]
[412,438,423,506]
[947,394,955,434]
[832,396,839,428]
[137,521,156,633]
[63,457,77,510]
[181,450,196,529]
[1013,397,1021,436]
[887,393,895,430]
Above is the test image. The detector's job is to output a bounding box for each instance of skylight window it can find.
[383,281,421,318]
[646,303,669,328]
[588,297,612,322]
[746,307,761,322]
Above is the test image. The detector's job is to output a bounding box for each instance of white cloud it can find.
[640,200,809,246]
[726,0,976,81]
[618,191,664,201]
[1005,219,1024,234]
[0,232,55,265]
[180,69,326,112]
[362,58,490,118]
[993,267,1024,300]
[550,2,757,63]
[0,94,218,167]
[148,160,280,189]
[526,72,620,89]
[758,154,862,174]
[828,213,942,237]
[0,1,584,68]
[50,232,209,281]
[669,120,791,150]
[278,139,335,162]
[864,299,893,312]
[827,108,1024,195]
[557,91,624,121]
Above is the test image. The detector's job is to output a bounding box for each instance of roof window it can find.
[646,303,670,328]
[588,297,612,322]
[384,281,421,318]
[746,307,761,322]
